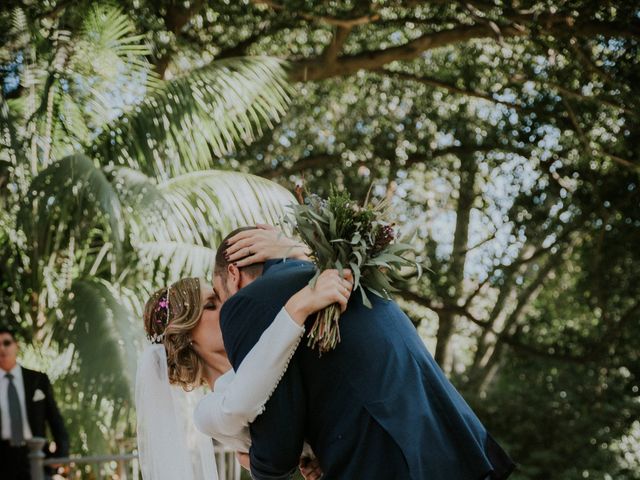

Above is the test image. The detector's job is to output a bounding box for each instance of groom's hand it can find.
[300,456,323,480]
[225,224,310,266]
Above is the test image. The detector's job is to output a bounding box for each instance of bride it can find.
[135,225,352,480]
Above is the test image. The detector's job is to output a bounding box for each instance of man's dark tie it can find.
[5,373,25,446]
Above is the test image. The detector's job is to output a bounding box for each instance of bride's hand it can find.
[236,452,250,471]
[285,269,354,325]
[224,224,310,267]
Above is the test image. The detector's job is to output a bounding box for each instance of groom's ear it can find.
[226,263,243,293]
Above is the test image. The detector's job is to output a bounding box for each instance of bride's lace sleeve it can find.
[193,307,304,439]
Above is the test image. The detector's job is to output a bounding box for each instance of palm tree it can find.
[0,4,295,453]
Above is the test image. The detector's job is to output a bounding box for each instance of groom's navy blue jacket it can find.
[220,259,515,480]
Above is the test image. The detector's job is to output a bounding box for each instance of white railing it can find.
[27,437,241,480]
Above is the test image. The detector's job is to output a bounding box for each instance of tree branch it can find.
[379,70,523,110]
[498,334,598,364]
[599,150,639,171]
[260,143,533,180]
[462,230,498,255]
[515,14,640,39]
[397,290,491,330]
[507,70,634,116]
[508,300,640,364]
[568,38,624,92]
[287,12,638,82]
[561,97,639,171]
[561,96,589,151]
[404,144,531,169]
[290,22,528,81]
[321,26,353,62]
[259,154,340,179]
[462,274,491,310]
[251,0,380,27]
[216,21,281,59]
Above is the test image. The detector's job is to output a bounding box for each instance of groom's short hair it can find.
[214,226,264,281]
[0,326,17,340]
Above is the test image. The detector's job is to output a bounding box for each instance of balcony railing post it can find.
[118,441,128,480]
[27,437,46,480]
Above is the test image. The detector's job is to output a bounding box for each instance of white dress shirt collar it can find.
[1,363,33,441]
[3,363,22,381]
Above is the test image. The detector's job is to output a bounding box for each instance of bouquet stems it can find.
[307,303,342,355]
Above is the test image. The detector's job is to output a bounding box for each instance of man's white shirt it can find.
[0,364,34,441]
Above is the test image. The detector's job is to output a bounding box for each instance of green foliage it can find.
[289,188,419,352]
[94,57,291,177]
[1,0,638,476]
[0,1,295,457]
[291,190,418,305]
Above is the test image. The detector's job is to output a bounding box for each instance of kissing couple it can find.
[136,224,516,480]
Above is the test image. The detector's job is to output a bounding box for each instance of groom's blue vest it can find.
[221,260,515,480]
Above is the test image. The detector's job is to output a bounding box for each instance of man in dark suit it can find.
[0,326,69,480]
[213,228,515,480]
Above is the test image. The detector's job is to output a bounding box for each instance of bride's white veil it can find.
[135,344,218,480]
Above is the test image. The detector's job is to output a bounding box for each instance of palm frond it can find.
[159,170,295,242]
[57,92,91,146]
[0,92,24,167]
[19,4,154,154]
[136,241,216,280]
[92,57,292,177]
[64,278,141,394]
[17,154,124,259]
[109,167,170,246]
[62,278,141,451]
[110,167,167,209]
[67,4,155,129]
[0,7,31,63]
[79,5,150,62]
[132,170,296,278]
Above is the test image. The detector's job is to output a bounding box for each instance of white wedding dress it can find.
[193,307,305,450]
[136,307,304,480]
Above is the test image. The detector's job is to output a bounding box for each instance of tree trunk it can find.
[153,1,205,79]
[469,248,566,390]
[434,153,477,371]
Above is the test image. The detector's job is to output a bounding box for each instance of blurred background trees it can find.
[1,1,638,478]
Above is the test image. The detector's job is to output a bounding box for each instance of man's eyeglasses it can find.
[0,339,14,347]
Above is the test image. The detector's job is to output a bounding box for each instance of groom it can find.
[214,227,515,480]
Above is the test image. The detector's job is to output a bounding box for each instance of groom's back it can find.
[221,260,411,479]
[221,260,504,480]
[298,294,420,478]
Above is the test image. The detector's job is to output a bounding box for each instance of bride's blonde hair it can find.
[143,277,206,390]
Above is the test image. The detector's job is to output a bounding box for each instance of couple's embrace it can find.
[136,225,515,480]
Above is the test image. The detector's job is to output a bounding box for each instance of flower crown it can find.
[149,286,170,344]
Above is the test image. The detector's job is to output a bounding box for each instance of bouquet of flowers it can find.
[288,188,421,354]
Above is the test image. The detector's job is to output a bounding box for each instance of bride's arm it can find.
[193,269,353,439]
[194,307,303,439]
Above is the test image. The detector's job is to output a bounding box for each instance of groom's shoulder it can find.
[262,258,315,276]
[230,259,315,308]
[254,259,315,289]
